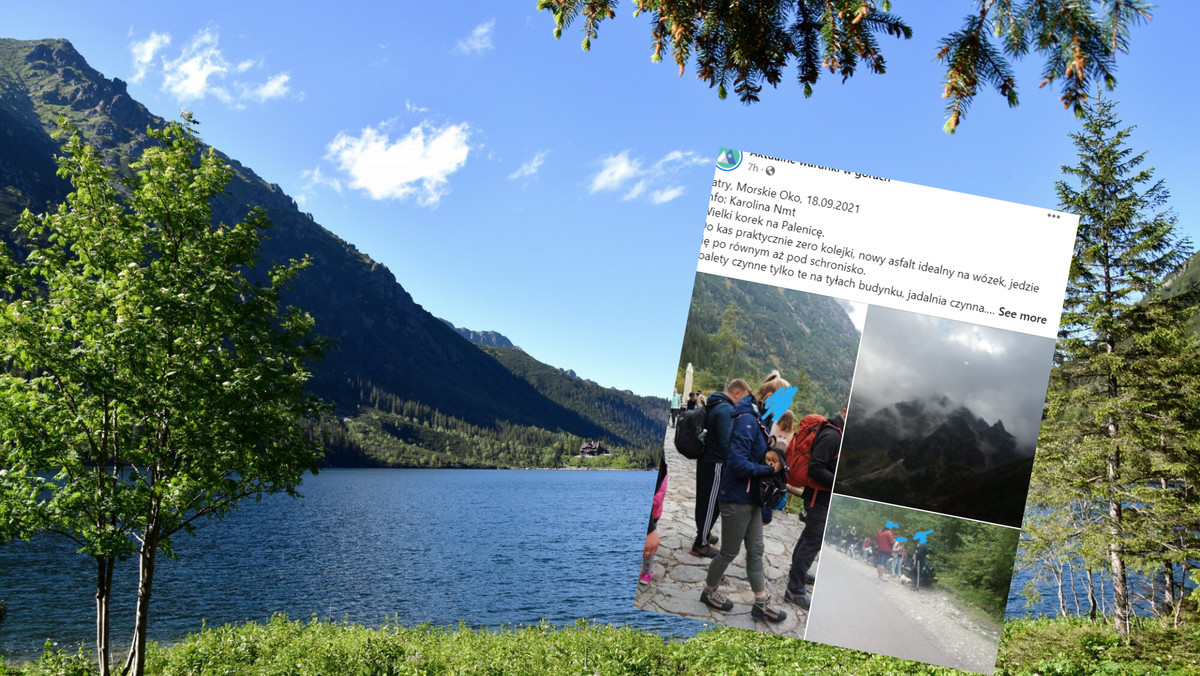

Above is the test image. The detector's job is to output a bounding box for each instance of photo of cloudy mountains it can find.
[833,306,1056,527]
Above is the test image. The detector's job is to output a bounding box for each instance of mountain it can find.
[835,396,1032,527]
[439,319,517,349]
[0,38,651,462]
[1162,249,1200,335]
[480,346,666,450]
[679,271,860,414]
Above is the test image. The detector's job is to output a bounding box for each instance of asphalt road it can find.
[804,547,998,674]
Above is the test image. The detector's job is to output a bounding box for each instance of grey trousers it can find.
[705,501,765,593]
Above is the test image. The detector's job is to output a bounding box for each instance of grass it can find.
[1,616,960,676]
[995,617,1200,675]
[5,615,1200,675]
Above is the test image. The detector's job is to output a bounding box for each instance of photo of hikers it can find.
[805,495,1020,674]
[833,305,1057,527]
[635,272,862,638]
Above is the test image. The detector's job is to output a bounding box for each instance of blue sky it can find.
[3,3,1197,397]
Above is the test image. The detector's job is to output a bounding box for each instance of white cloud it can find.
[589,149,706,205]
[590,151,642,193]
[162,29,231,101]
[301,166,343,194]
[129,31,170,84]
[248,73,290,102]
[405,100,429,114]
[650,186,685,204]
[296,165,344,205]
[508,150,548,180]
[133,28,293,109]
[456,20,495,55]
[653,150,709,171]
[325,121,471,206]
[947,327,1006,356]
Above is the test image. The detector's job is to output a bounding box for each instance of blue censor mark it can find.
[885,520,898,530]
[762,386,797,424]
[914,529,934,544]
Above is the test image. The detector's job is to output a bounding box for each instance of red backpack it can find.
[785,414,842,506]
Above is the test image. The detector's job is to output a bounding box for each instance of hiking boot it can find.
[783,587,811,609]
[752,596,788,623]
[690,543,719,558]
[708,532,719,546]
[701,586,733,612]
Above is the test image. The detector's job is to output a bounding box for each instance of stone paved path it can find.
[634,427,815,637]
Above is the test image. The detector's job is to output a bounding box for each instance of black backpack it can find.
[751,421,790,508]
[752,456,790,508]
[673,406,708,459]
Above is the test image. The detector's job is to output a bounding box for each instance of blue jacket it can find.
[700,391,736,463]
[718,394,776,504]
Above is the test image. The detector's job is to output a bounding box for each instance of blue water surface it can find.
[0,468,702,661]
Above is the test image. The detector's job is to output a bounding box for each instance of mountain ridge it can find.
[0,37,658,462]
[679,272,859,415]
[438,318,518,349]
[836,394,1032,527]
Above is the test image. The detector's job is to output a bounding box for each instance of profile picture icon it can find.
[716,148,742,171]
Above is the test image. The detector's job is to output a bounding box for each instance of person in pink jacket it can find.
[640,458,668,585]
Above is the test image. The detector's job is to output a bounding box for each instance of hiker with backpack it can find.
[700,374,791,623]
[782,410,844,609]
[687,378,751,557]
[912,540,932,589]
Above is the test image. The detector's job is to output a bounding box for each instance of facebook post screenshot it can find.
[636,148,1078,674]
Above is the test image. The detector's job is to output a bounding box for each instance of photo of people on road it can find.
[634,273,862,638]
[805,495,1019,674]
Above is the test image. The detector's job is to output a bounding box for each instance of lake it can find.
[0,468,702,661]
[0,468,1151,662]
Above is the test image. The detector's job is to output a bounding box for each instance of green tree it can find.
[0,116,327,676]
[714,301,744,372]
[1019,433,1109,619]
[1038,96,1200,639]
[537,0,1153,131]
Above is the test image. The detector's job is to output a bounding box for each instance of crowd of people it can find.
[646,376,943,636]
[651,373,844,623]
[830,522,936,590]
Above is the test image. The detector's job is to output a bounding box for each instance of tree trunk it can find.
[1100,570,1109,618]
[1054,562,1068,618]
[1161,563,1176,619]
[1086,568,1098,621]
[1174,566,1186,628]
[94,555,114,676]
[123,512,160,676]
[1107,423,1130,639]
[1181,562,1196,627]
[1068,561,1082,616]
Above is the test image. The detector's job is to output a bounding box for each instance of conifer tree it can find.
[1038,96,1200,638]
[539,0,1153,131]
